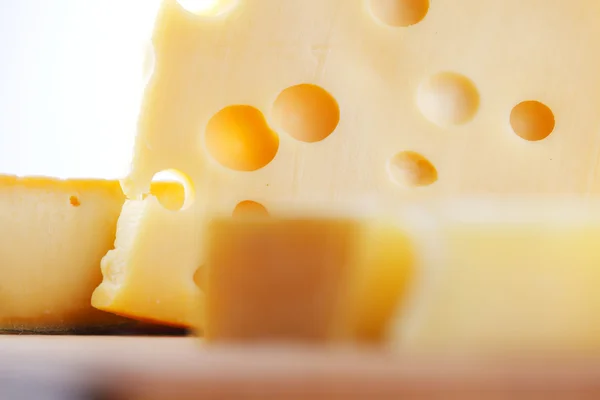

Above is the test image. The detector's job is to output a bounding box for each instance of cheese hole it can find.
[150,170,194,211]
[176,0,238,17]
[417,72,480,127]
[205,105,279,171]
[368,0,429,27]
[69,195,81,207]
[510,101,555,141]
[272,84,340,143]
[388,151,438,187]
[233,200,269,218]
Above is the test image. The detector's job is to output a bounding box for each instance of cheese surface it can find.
[204,217,414,343]
[395,200,600,354]
[0,176,182,332]
[95,0,600,325]
[0,176,126,332]
[92,194,204,327]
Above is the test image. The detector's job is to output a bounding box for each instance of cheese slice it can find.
[204,216,414,343]
[0,175,183,332]
[395,199,600,354]
[94,0,600,325]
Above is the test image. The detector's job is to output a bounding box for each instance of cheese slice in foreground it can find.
[94,0,600,325]
[203,216,414,342]
[395,199,600,354]
[0,175,183,332]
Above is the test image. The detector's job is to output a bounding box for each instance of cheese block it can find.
[94,0,600,325]
[0,175,183,332]
[203,216,414,343]
[395,199,600,354]
[92,194,204,327]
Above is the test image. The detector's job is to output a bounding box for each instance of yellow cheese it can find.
[94,0,600,325]
[0,175,183,332]
[204,217,414,343]
[92,195,204,327]
[395,199,600,354]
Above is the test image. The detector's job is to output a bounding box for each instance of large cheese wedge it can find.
[204,216,414,343]
[395,199,600,354]
[0,175,183,332]
[95,0,600,325]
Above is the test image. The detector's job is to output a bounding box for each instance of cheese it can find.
[94,0,600,325]
[92,194,204,327]
[0,175,183,332]
[395,199,600,354]
[204,216,414,342]
[232,200,269,218]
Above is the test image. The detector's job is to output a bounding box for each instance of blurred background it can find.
[0,0,161,179]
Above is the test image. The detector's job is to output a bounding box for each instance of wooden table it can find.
[2,336,600,399]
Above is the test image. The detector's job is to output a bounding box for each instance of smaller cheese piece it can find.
[0,175,183,332]
[92,194,204,328]
[396,200,600,354]
[203,217,414,343]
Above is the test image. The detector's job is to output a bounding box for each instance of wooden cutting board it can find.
[2,336,600,399]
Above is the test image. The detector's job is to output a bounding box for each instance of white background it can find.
[0,0,162,179]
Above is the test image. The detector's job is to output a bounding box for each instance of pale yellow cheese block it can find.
[95,0,600,326]
[204,217,414,343]
[92,194,204,327]
[395,199,600,354]
[0,175,183,332]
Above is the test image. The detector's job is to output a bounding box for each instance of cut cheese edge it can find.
[0,175,183,332]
